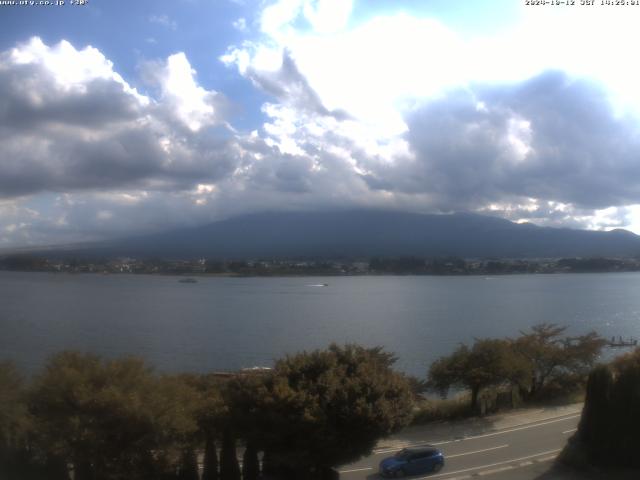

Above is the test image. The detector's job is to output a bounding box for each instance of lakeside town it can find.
[3,254,640,276]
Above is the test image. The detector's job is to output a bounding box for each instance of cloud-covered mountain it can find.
[3,2,640,247]
[51,210,640,260]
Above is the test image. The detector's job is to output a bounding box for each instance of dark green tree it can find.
[177,448,199,480]
[428,338,528,410]
[241,440,259,480]
[43,454,71,480]
[218,371,275,479]
[187,373,225,480]
[0,361,45,480]
[219,430,241,480]
[261,449,277,478]
[201,433,218,480]
[608,348,640,466]
[29,352,201,480]
[514,324,605,398]
[248,344,413,478]
[577,364,613,464]
[574,349,640,468]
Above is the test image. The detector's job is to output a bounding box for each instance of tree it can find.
[153,375,204,475]
[610,346,640,375]
[575,348,640,468]
[177,448,199,480]
[0,361,44,480]
[219,373,272,479]
[219,430,241,480]
[201,433,218,480]
[0,362,27,447]
[427,339,528,410]
[246,344,413,478]
[242,440,259,480]
[214,373,262,478]
[514,324,605,398]
[187,373,225,480]
[577,364,614,465]
[29,352,201,480]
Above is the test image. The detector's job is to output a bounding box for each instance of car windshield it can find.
[394,449,411,459]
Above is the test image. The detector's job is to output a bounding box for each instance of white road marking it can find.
[372,413,579,454]
[413,448,561,479]
[338,467,373,473]
[477,465,514,476]
[432,414,580,445]
[533,454,559,463]
[446,444,509,458]
[562,428,577,434]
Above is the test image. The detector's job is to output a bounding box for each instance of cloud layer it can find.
[2,0,640,247]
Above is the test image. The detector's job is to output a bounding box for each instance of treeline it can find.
[0,345,414,480]
[4,254,640,276]
[370,257,640,275]
[0,327,613,479]
[572,348,640,468]
[203,260,348,276]
[426,324,606,411]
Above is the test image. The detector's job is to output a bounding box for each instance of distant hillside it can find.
[33,210,640,260]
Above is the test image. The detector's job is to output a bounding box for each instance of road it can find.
[338,407,581,480]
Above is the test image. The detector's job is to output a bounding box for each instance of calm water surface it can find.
[1,271,639,376]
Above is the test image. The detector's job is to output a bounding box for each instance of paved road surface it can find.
[338,405,582,480]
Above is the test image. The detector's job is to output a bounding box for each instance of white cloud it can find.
[260,0,304,36]
[149,14,177,30]
[8,37,148,104]
[232,17,247,31]
[229,0,640,136]
[97,210,114,221]
[505,117,533,163]
[154,52,220,131]
[227,13,469,139]
[302,0,352,34]
[0,201,41,246]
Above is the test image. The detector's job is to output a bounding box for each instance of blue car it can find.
[379,446,444,477]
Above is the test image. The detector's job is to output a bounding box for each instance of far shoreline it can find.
[3,268,640,278]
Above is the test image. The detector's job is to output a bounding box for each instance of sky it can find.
[2,0,640,247]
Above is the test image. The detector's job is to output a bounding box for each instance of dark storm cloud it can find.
[363,71,640,212]
[61,128,238,190]
[0,120,239,197]
[0,63,142,130]
[487,72,640,209]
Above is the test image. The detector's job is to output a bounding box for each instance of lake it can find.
[1,271,639,377]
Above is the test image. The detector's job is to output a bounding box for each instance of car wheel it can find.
[432,462,443,472]
[394,469,405,478]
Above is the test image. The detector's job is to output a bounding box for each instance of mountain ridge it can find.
[25,210,640,260]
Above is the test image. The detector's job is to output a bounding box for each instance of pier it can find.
[608,336,638,348]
